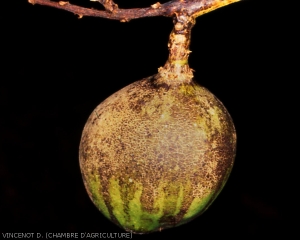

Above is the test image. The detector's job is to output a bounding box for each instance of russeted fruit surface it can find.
[79,74,236,233]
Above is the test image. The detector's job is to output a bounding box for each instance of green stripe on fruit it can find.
[88,174,110,220]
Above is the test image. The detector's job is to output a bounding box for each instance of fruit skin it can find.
[79,75,236,233]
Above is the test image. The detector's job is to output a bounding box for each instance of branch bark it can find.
[28,0,241,21]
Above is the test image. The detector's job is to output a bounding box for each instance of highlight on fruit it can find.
[29,0,241,234]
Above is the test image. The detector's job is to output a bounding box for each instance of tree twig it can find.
[28,0,241,21]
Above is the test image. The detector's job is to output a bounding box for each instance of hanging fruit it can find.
[29,0,241,234]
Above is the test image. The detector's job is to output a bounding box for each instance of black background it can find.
[1,0,297,238]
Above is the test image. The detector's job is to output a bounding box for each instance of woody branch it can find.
[28,0,241,21]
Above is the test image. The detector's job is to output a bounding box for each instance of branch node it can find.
[120,18,129,23]
[28,0,36,5]
[59,1,69,6]
[91,0,119,13]
[151,2,161,9]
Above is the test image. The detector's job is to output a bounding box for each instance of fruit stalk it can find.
[157,11,195,86]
